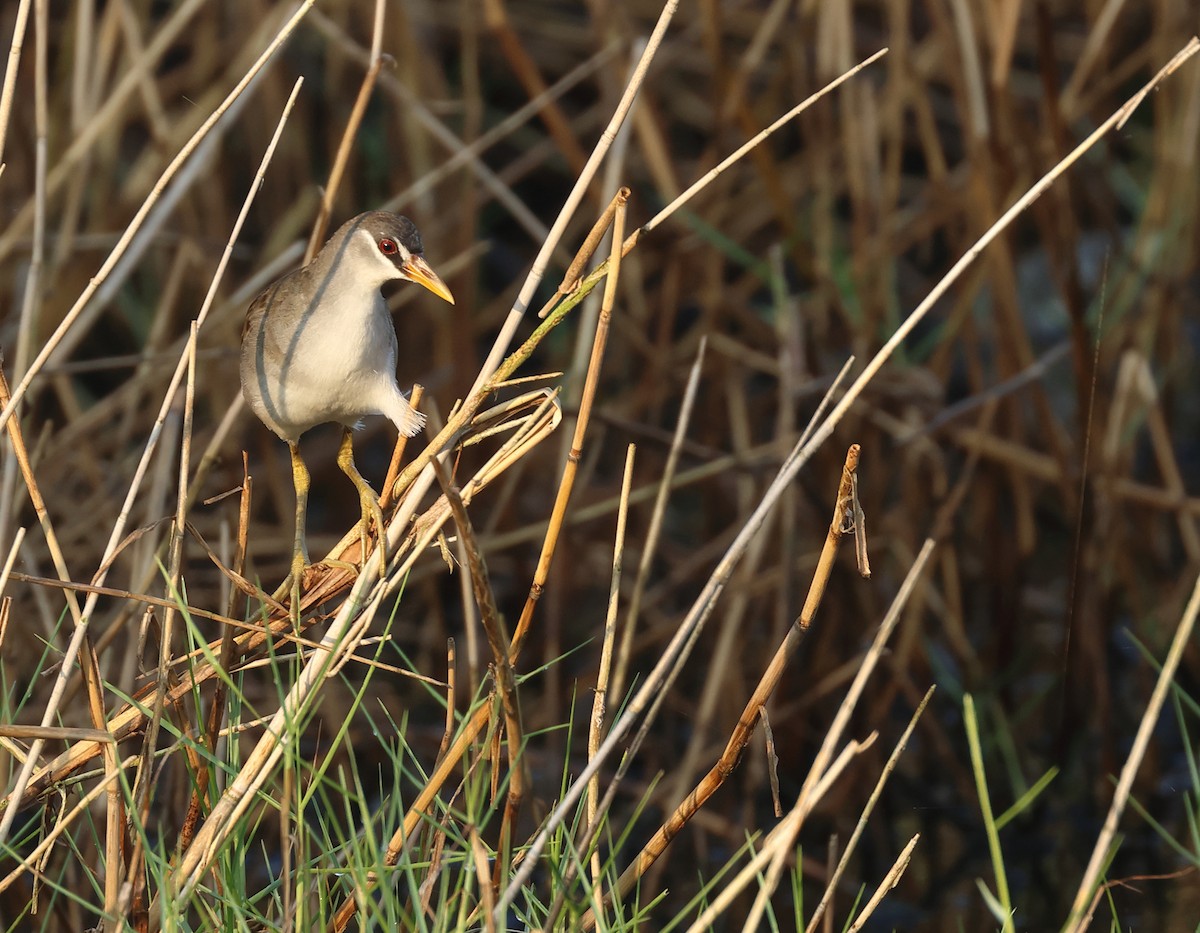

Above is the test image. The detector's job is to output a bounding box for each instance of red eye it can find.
[378,238,398,255]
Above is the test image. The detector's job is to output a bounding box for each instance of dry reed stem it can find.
[384,40,620,221]
[609,337,707,701]
[607,445,861,906]
[844,834,920,932]
[469,825,498,933]
[694,540,937,930]
[536,185,627,319]
[305,1,388,263]
[588,444,635,888]
[510,188,628,653]
[0,0,31,165]
[429,456,525,895]
[7,0,46,406]
[805,686,937,933]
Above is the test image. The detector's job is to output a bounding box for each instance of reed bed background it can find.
[0,1,1198,929]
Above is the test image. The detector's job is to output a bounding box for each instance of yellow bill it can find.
[401,255,455,305]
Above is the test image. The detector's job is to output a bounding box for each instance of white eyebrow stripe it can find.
[357,228,411,277]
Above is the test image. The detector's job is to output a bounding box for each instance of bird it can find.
[240,211,454,588]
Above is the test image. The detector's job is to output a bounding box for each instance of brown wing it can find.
[240,270,298,345]
[240,287,271,343]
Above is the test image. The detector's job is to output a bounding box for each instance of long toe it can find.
[359,488,388,574]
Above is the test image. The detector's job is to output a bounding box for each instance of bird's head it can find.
[348,211,455,304]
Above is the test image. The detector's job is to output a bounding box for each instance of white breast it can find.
[265,285,408,438]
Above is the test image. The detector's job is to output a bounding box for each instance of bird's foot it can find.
[359,487,388,576]
[284,547,310,614]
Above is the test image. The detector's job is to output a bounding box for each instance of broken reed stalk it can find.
[689,541,937,931]
[429,456,526,894]
[601,445,862,909]
[511,187,628,653]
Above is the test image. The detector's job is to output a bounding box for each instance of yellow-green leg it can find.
[337,428,387,575]
[288,441,311,593]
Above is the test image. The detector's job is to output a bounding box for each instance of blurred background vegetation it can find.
[1,0,1198,928]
